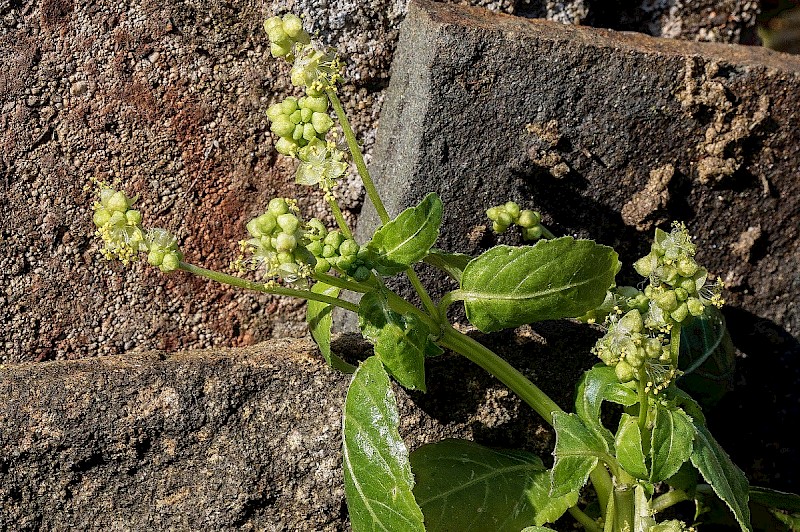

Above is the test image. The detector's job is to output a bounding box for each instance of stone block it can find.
[356,0,800,348]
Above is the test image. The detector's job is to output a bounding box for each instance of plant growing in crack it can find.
[90,13,800,532]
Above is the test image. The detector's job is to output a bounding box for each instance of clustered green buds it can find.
[92,188,146,264]
[243,198,314,283]
[267,95,335,157]
[592,222,725,392]
[304,220,371,282]
[634,222,724,328]
[92,185,183,272]
[264,14,310,58]
[145,228,183,273]
[486,201,546,241]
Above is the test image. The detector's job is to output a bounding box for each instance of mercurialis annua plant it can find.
[89,12,799,532]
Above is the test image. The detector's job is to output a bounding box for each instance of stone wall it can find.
[1,0,762,363]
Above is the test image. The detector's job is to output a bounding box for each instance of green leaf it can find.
[307,282,341,367]
[678,306,735,407]
[459,237,619,332]
[358,289,440,391]
[411,439,576,531]
[691,424,752,532]
[615,414,648,480]
[551,412,609,498]
[423,248,473,283]
[650,403,695,483]
[575,364,638,449]
[366,192,443,275]
[342,356,425,532]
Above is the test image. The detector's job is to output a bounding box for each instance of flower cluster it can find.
[241,198,314,283]
[486,201,546,241]
[92,185,183,272]
[592,223,725,392]
[305,220,370,281]
[264,14,310,59]
[634,222,724,327]
[267,96,335,157]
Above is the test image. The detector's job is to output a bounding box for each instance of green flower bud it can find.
[314,257,331,273]
[311,112,334,134]
[125,210,142,225]
[497,211,513,227]
[270,41,292,58]
[275,233,297,252]
[634,253,657,278]
[492,221,508,233]
[277,251,294,264]
[627,347,646,368]
[275,137,297,156]
[268,198,290,216]
[302,122,317,141]
[300,107,313,123]
[339,239,359,257]
[353,266,371,282]
[486,206,501,221]
[655,290,679,313]
[677,257,699,277]
[306,240,324,257]
[306,219,327,241]
[160,252,181,272]
[266,24,288,46]
[517,210,540,228]
[266,102,284,121]
[277,213,299,233]
[522,226,542,241]
[270,116,295,138]
[264,17,282,33]
[289,109,303,125]
[282,14,304,38]
[108,191,130,212]
[148,249,165,266]
[304,96,328,113]
[256,212,277,235]
[615,360,636,383]
[291,124,304,141]
[337,255,355,270]
[644,338,662,359]
[93,208,111,227]
[619,309,643,333]
[108,210,126,227]
[322,244,336,258]
[687,298,705,317]
[280,97,299,115]
[504,201,520,219]
[324,230,344,249]
[671,302,689,323]
[674,287,688,301]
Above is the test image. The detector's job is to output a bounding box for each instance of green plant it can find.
[90,14,800,531]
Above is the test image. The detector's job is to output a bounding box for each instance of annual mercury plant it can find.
[90,13,800,532]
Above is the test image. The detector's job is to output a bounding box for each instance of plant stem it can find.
[613,486,635,532]
[326,88,389,224]
[406,267,439,318]
[178,262,359,313]
[326,195,353,239]
[312,272,370,294]
[439,325,562,423]
[637,373,651,457]
[651,489,690,514]
[568,506,603,532]
[540,225,557,240]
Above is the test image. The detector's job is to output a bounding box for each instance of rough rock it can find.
[1,0,762,363]
[0,332,600,530]
[355,0,800,350]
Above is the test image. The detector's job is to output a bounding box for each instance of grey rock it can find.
[0,332,588,530]
[355,0,800,348]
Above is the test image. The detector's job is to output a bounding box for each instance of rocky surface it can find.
[356,0,800,348]
[0,332,599,530]
[1,0,763,363]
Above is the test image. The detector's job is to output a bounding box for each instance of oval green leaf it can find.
[615,414,648,480]
[460,237,619,332]
[343,356,425,532]
[650,404,695,483]
[365,192,443,275]
[551,412,609,498]
[411,439,577,531]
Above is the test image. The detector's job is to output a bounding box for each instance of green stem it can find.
[326,195,353,239]
[670,323,682,367]
[590,467,614,522]
[637,372,651,457]
[312,272,371,294]
[568,506,603,532]
[439,325,562,423]
[540,225,557,240]
[612,486,635,532]
[651,489,690,514]
[178,262,359,313]
[326,88,389,224]
[406,267,439,319]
